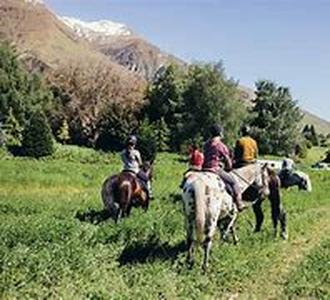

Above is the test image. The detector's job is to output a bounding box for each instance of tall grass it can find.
[0,146,329,298]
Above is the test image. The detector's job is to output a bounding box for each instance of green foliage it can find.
[0,147,329,298]
[303,124,319,146]
[155,117,170,151]
[250,80,303,155]
[21,110,54,158]
[284,239,330,299]
[2,107,23,147]
[136,119,158,162]
[56,119,70,144]
[0,42,52,131]
[145,64,185,150]
[182,63,247,145]
[96,103,138,151]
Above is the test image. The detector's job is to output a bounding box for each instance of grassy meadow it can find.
[0,146,329,299]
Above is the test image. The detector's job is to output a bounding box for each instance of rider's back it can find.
[203,138,229,172]
[235,136,258,164]
[121,149,141,174]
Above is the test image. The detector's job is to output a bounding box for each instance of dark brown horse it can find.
[101,162,153,222]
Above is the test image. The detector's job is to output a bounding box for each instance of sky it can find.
[45,0,330,121]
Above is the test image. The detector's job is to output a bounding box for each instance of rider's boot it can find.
[234,193,247,212]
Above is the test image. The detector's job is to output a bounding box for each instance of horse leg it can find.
[279,205,288,240]
[115,208,122,223]
[186,222,195,267]
[252,198,264,232]
[270,195,280,238]
[202,218,218,271]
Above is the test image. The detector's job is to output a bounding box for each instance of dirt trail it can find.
[239,206,330,299]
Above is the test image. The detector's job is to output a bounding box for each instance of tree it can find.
[182,63,247,146]
[2,107,23,147]
[144,64,185,150]
[56,119,70,144]
[21,110,54,158]
[0,42,53,148]
[155,117,170,151]
[47,61,145,147]
[96,102,139,151]
[136,120,158,162]
[250,80,303,155]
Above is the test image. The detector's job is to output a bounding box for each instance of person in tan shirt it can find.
[234,125,258,168]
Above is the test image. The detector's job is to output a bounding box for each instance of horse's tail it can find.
[101,175,118,215]
[119,180,132,212]
[193,179,206,244]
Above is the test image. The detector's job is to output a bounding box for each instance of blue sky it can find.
[45,0,330,121]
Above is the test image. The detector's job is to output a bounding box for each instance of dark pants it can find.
[218,169,240,197]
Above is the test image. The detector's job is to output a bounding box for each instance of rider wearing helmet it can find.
[121,135,142,174]
[202,124,246,212]
[234,125,258,168]
[121,135,152,199]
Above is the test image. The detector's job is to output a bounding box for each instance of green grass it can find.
[0,146,329,299]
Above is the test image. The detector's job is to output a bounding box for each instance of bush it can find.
[136,120,158,162]
[20,110,54,158]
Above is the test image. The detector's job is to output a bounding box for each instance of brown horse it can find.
[101,163,153,222]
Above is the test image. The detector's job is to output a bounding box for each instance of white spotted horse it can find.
[182,163,270,269]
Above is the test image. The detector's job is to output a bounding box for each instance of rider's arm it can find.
[223,154,233,171]
[135,150,143,166]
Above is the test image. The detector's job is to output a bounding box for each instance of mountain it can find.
[0,0,138,83]
[302,111,330,135]
[60,16,184,80]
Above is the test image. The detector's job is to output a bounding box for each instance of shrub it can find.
[20,110,54,158]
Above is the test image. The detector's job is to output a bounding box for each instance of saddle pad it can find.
[230,164,260,193]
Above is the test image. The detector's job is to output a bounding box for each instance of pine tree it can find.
[250,80,303,155]
[21,110,54,158]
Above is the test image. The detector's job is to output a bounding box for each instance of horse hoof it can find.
[281,231,288,240]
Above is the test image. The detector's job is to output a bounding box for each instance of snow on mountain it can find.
[60,16,132,40]
[24,0,44,4]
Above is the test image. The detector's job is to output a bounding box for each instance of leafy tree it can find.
[182,63,247,146]
[145,64,185,150]
[250,80,303,155]
[21,110,54,158]
[96,102,139,151]
[57,119,70,144]
[2,107,23,147]
[48,62,145,147]
[136,120,158,162]
[155,117,170,151]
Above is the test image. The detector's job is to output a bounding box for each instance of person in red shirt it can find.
[203,124,246,212]
[189,144,204,170]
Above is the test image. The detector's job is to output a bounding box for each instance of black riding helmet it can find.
[210,124,224,138]
[126,135,137,146]
[241,125,251,136]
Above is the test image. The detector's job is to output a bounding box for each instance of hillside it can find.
[302,111,330,135]
[0,0,140,83]
[60,16,184,80]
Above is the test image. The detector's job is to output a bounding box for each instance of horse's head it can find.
[295,172,312,192]
[141,160,153,181]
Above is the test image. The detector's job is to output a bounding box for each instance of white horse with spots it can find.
[182,172,238,269]
[182,164,270,269]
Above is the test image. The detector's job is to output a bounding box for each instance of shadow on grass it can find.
[75,208,112,224]
[118,236,186,266]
